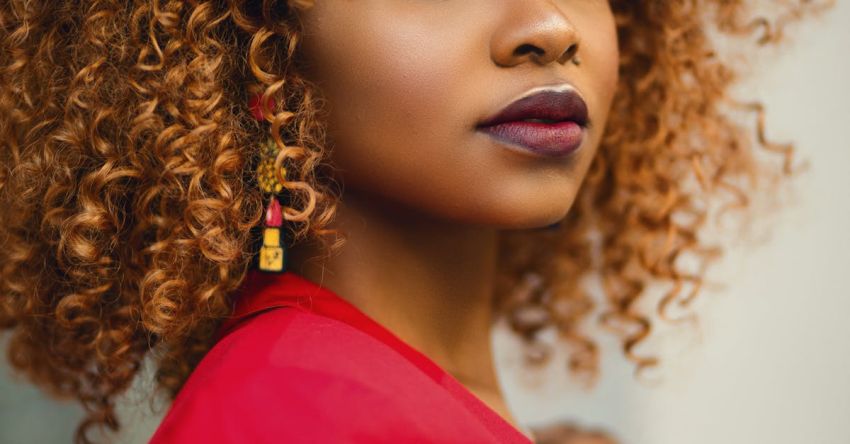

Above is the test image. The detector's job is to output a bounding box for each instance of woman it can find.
[0,1,831,443]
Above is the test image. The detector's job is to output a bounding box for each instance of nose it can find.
[490,1,581,67]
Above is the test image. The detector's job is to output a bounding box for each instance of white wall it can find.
[498,3,850,443]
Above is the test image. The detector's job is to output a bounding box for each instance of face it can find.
[296,0,619,229]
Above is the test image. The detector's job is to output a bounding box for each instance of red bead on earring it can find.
[258,195,287,273]
[249,92,276,121]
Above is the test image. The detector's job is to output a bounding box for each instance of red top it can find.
[149,270,534,443]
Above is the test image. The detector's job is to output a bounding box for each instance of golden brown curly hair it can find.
[0,0,834,442]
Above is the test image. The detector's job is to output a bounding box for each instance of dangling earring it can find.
[250,92,288,273]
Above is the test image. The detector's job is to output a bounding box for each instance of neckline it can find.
[216,270,534,443]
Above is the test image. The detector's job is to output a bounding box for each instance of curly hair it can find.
[0,0,833,442]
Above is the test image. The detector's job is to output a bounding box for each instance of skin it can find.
[288,0,619,437]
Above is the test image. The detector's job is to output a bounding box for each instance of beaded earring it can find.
[249,92,288,273]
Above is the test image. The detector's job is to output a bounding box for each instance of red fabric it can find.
[149,270,534,443]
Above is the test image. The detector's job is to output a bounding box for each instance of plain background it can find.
[500,2,850,443]
[2,2,848,443]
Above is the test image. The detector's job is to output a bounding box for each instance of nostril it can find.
[513,43,545,59]
[559,43,579,64]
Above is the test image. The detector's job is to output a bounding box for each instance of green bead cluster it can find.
[257,137,287,194]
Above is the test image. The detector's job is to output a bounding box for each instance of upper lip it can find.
[477,85,589,128]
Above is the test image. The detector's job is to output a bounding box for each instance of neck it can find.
[287,189,502,392]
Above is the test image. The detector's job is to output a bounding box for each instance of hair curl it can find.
[0,0,833,442]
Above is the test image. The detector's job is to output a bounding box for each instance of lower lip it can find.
[477,120,585,158]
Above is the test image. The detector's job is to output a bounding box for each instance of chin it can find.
[436,195,577,230]
[494,207,572,230]
[484,188,579,229]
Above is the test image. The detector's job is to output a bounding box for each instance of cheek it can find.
[301,16,480,202]
[586,19,620,132]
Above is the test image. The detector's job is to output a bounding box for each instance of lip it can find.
[476,84,589,158]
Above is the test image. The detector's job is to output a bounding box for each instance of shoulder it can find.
[198,306,409,388]
[149,308,446,443]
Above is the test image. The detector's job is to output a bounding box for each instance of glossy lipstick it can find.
[477,85,589,158]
